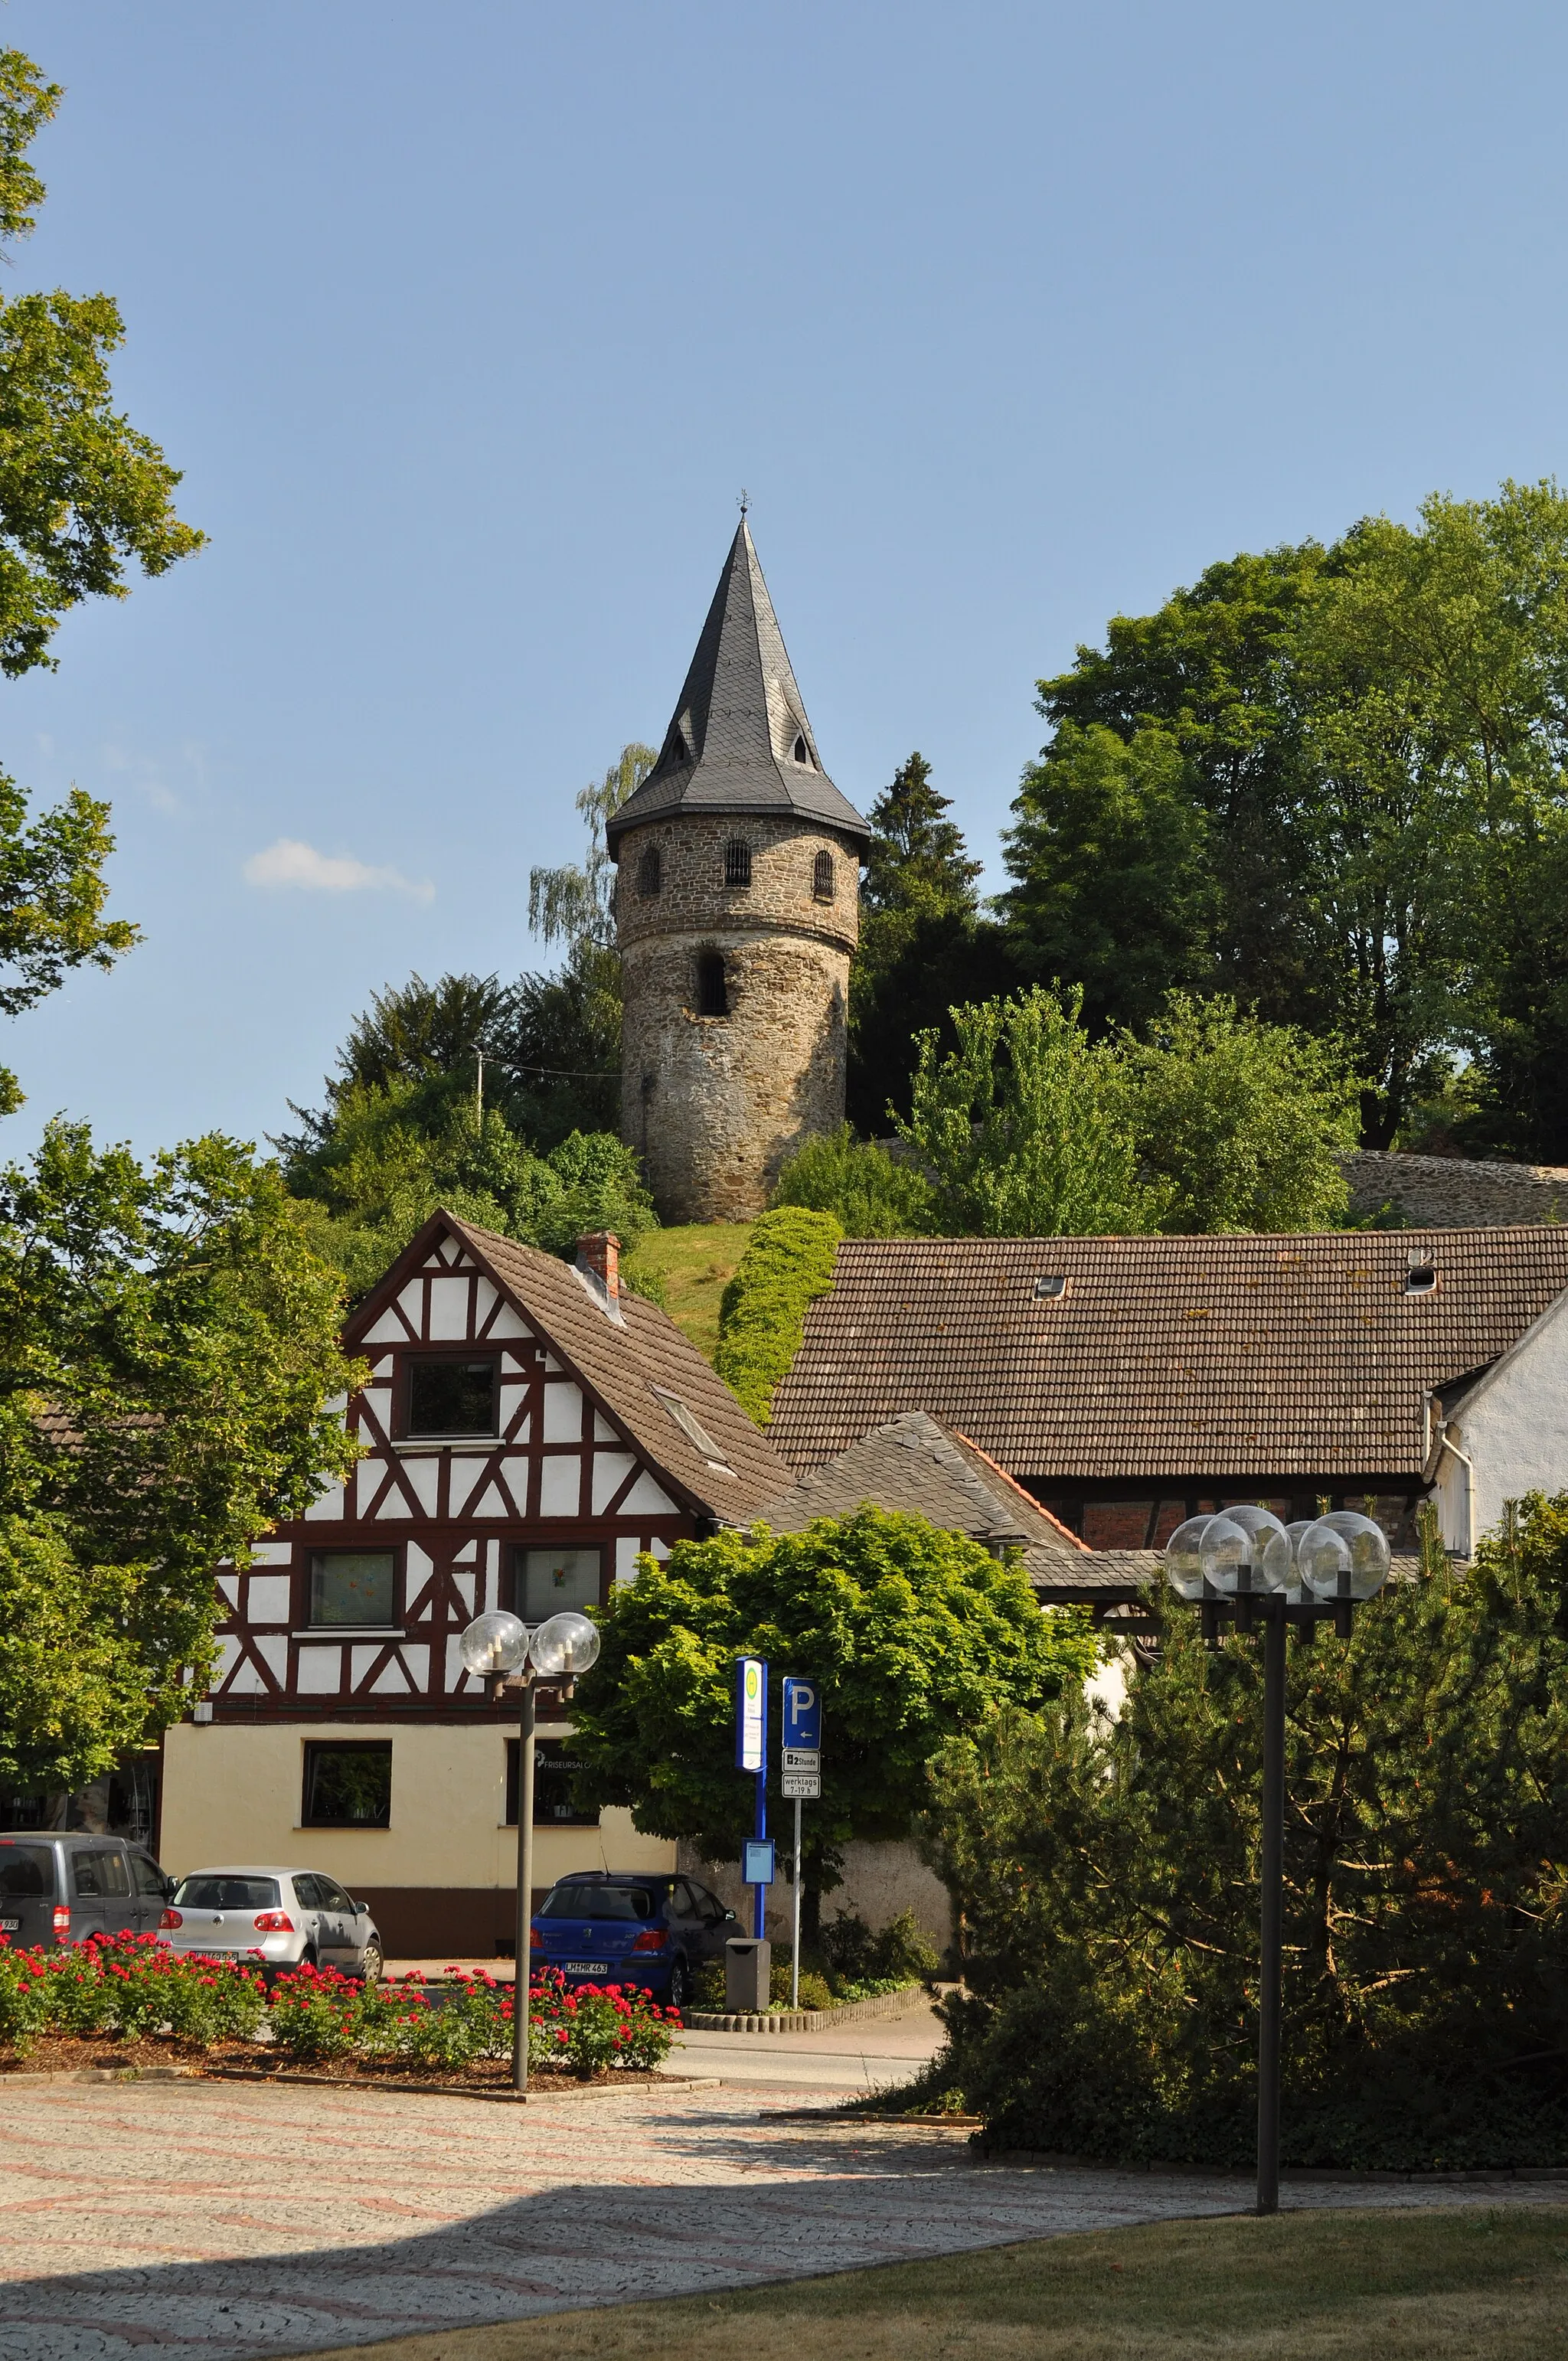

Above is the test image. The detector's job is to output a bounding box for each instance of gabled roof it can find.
[346,1212,793,1520]
[752,1410,1155,1598]
[767,1229,1568,1483]
[605,518,869,853]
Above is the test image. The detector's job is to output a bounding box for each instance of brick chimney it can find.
[575,1230,620,1300]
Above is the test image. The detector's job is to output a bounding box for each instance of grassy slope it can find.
[299,2204,1568,2361]
[621,1223,754,1363]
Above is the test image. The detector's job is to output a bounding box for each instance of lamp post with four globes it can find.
[456,1607,603,2093]
[1162,1507,1391,2214]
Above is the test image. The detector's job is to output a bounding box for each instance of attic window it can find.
[636,845,662,900]
[724,840,752,889]
[652,1385,733,1474]
[669,726,690,764]
[812,849,835,901]
[1404,1262,1439,1295]
[1033,1275,1069,1301]
[792,733,813,767]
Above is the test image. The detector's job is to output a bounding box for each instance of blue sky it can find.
[5,1,1568,1160]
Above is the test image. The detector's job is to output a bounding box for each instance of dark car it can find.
[529,1872,736,2012]
[0,1832,173,1951]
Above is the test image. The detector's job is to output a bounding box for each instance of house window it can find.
[724,840,752,888]
[407,1357,498,1436]
[507,1544,603,1621]
[812,849,835,901]
[506,1738,600,1827]
[792,733,813,767]
[309,1550,396,1628]
[636,845,662,900]
[697,952,728,1017]
[302,1742,392,1827]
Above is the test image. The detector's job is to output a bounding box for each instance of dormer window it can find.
[668,725,690,764]
[792,733,813,767]
[724,840,752,889]
[812,849,835,902]
[636,845,662,900]
[1404,1262,1438,1295]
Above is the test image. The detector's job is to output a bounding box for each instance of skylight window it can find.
[652,1385,733,1474]
[1033,1275,1069,1301]
[1403,1262,1438,1295]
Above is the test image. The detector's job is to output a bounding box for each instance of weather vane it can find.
[738,488,749,518]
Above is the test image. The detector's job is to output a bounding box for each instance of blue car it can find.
[530,1872,736,2012]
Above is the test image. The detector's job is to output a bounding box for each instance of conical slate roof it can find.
[606,519,869,854]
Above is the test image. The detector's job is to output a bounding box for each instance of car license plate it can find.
[0,1916,18,1932]
[564,1960,609,1976]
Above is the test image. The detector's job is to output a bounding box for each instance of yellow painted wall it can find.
[160,1719,674,1889]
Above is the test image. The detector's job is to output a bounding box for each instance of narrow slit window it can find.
[724,840,752,889]
[812,849,835,901]
[636,845,662,900]
[792,733,813,767]
[697,952,728,1017]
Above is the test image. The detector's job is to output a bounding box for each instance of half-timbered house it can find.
[159,1214,792,1955]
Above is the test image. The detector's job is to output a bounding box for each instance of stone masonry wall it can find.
[1342,1150,1568,1228]
[617,814,860,1223]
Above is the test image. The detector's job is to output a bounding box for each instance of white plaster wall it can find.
[161,1720,673,1888]
[1439,1292,1568,1552]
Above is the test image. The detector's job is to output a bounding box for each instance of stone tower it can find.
[607,520,869,1223]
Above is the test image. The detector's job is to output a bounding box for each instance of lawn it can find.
[296,2204,1568,2361]
[622,1221,753,1361]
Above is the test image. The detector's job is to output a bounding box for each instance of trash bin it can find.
[725,1936,772,2013]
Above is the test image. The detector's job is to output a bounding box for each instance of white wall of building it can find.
[1432,1290,1568,1555]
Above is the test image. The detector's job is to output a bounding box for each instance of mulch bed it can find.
[0,2035,668,2093]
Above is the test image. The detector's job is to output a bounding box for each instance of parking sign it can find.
[782,1676,821,1752]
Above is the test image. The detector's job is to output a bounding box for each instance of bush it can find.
[714,1207,842,1422]
[920,1496,1568,2170]
[0,1933,266,2053]
[527,1969,678,2074]
[818,1909,939,1991]
[771,1125,935,1237]
[0,1938,51,2054]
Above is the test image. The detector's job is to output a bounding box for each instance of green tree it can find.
[999,722,1220,1033]
[569,1509,1098,1915]
[920,1497,1568,2170]
[0,1124,361,1793]
[848,750,1011,1132]
[896,985,1159,1236]
[770,1122,936,1237]
[0,46,203,1109]
[1123,993,1357,1233]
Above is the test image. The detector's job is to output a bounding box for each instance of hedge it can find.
[714,1206,842,1423]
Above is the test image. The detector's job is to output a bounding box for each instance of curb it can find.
[686,1984,927,2036]
[979,2146,1568,2183]
[1,2066,201,2085]
[202,2066,722,2102]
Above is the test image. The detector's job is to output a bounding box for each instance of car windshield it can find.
[0,1843,53,1899]
[171,1876,281,1911]
[537,1885,656,1921]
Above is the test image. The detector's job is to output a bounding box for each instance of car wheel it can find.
[666,1958,690,2016]
[359,1938,383,1985]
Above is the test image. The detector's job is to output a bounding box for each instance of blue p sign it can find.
[782,1676,821,1751]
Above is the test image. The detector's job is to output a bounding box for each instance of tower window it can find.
[668,725,690,764]
[792,733,813,767]
[697,952,728,1018]
[636,845,662,900]
[724,840,752,889]
[812,849,835,901]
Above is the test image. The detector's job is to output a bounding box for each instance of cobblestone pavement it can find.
[3,2079,1563,2361]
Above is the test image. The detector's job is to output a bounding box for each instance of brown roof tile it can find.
[767,1229,1568,1483]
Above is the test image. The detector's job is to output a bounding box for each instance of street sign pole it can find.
[753,1753,767,1940]
[791,1794,802,2007]
[781,1677,822,2016]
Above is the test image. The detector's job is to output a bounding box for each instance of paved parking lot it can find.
[4,2076,1566,2361]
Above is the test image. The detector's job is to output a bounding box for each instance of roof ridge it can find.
[949,1428,1093,1551]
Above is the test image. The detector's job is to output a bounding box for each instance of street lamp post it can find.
[1162,1507,1391,2214]
[457,1606,603,2095]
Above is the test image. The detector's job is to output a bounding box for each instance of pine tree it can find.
[862,753,983,916]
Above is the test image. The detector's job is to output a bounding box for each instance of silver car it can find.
[161,1865,383,1983]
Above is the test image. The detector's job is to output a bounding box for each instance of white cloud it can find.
[243,838,434,902]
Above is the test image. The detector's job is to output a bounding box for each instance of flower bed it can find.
[0,1936,679,2082]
